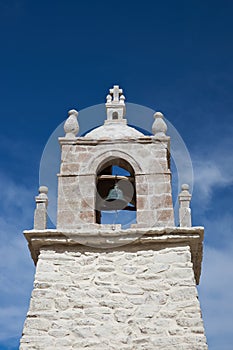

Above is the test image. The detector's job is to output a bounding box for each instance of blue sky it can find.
[0,0,233,349]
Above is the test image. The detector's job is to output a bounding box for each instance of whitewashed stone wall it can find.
[20,245,207,350]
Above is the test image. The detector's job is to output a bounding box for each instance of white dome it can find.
[84,123,144,139]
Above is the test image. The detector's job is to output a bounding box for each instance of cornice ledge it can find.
[24,226,204,284]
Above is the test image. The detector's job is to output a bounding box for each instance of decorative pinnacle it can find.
[64,109,79,138]
[106,94,112,103]
[68,109,78,117]
[120,95,125,104]
[152,111,167,136]
[181,184,190,191]
[36,186,48,204]
[179,184,192,201]
[179,184,192,227]
[39,186,48,195]
[34,186,48,229]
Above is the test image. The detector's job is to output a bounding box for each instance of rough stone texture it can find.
[23,227,204,284]
[57,138,174,229]
[20,245,207,349]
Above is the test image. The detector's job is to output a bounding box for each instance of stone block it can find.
[157,208,174,224]
[150,194,173,209]
[60,163,80,174]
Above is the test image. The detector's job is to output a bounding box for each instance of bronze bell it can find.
[105,184,128,210]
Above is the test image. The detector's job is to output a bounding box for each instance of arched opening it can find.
[95,158,136,228]
[112,111,118,120]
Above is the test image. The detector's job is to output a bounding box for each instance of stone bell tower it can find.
[20,86,208,349]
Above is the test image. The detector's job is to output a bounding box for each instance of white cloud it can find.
[203,212,233,246]
[0,172,33,214]
[191,137,233,349]
[0,173,35,345]
[198,244,233,350]
[193,158,233,202]
[190,134,233,205]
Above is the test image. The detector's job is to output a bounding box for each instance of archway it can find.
[95,158,136,228]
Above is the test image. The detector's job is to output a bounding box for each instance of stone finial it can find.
[105,85,126,124]
[152,112,167,136]
[178,184,192,227]
[120,95,125,104]
[64,109,79,138]
[106,94,112,103]
[34,186,48,230]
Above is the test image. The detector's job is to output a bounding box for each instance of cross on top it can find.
[109,85,123,102]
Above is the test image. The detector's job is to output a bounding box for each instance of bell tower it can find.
[20,86,208,349]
